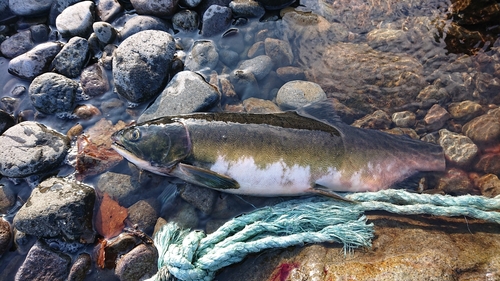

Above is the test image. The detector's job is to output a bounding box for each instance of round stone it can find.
[55,1,95,37]
[276,80,327,110]
[29,72,80,114]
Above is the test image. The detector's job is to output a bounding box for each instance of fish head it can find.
[111,121,191,175]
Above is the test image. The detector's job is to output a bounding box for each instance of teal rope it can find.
[147,190,500,281]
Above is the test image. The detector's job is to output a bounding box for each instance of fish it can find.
[111,100,446,198]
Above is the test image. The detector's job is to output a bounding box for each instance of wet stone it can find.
[201,5,232,37]
[276,66,306,82]
[97,172,141,207]
[15,240,71,281]
[131,0,178,17]
[231,69,260,100]
[29,24,50,43]
[247,41,265,58]
[237,55,273,81]
[138,70,220,122]
[462,113,500,148]
[93,21,117,44]
[13,177,95,241]
[56,1,95,38]
[52,37,89,78]
[119,15,170,40]
[172,10,199,32]
[49,0,81,25]
[474,174,500,198]
[438,129,478,167]
[219,49,239,67]
[73,104,102,120]
[352,110,392,130]
[474,153,500,176]
[167,201,199,229]
[9,0,52,16]
[229,0,265,18]
[474,72,500,103]
[127,198,159,233]
[80,64,110,97]
[366,28,408,52]
[436,168,474,196]
[0,218,12,257]
[29,72,80,114]
[416,85,449,103]
[0,179,15,213]
[115,243,158,281]
[100,44,116,70]
[0,109,15,135]
[447,100,484,122]
[67,253,91,281]
[185,40,219,74]
[8,42,63,80]
[0,30,34,59]
[391,111,416,128]
[265,38,293,68]
[243,97,282,113]
[424,104,451,131]
[113,30,176,103]
[179,183,218,214]
[96,0,123,22]
[275,80,326,110]
[0,122,70,177]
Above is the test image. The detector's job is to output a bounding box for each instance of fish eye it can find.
[128,128,141,141]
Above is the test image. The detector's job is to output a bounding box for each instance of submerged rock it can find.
[0,122,70,177]
[438,129,478,167]
[275,80,326,110]
[15,240,71,281]
[13,177,95,241]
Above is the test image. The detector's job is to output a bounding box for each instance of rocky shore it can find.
[0,0,500,280]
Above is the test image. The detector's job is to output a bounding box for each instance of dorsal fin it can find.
[295,98,343,127]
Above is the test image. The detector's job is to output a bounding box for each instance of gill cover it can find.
[118,121,191,169]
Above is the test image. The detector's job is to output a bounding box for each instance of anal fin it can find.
[170,163,240,190]
[308,184,356,203]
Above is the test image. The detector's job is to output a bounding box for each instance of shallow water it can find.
[0,0,499,280]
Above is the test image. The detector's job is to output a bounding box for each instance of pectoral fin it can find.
[308,184,356,203]
[170,163,240,190]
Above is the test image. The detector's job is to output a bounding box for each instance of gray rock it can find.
[80,64,110,97]
[113,30,176,103]
[424,104,451,131]
[67,253,91,281]
[448,100,484,122]
[237,55,273,81]
[0,218,12,257]
[366,28,408,52]
[352,110,392,130]
[247,41,265,58]
[52,37,89,78]
[179,183,217,214]
[29,72,80,114]
[115,244,158,281]
[96,0,123,22]
[14,229,36,255]
[438,129,478,166]
[201,5,232,37]
[9,0,52,16]
[0,30,34,59]
[131,0,178,17]
[172,10,200,32]
[49,0,82,25]
[0,179,15,214]
[185,40,219,74]
[167,201,199,229]
[218,49,239,67]
[119,15,170,40]
[275,80,326,110]
[29,24,50,43]
[96,172,141,207]
[15,240,71,281]
[0,109,15,135]
[264,38,293,67]
[230,69,260,100]
[230,0,264,18]
[13,177,95,241]
[180,0,202,8]
[127,198,159,233]
[391,111,416,128]
[138,71,220,122]
[0,122,70,177]
[56,1,95,38]
[416,85,449,103]
[93,21,117,44]
[8,42,63,80]
[100,43,116,70]
[474,72,500,103]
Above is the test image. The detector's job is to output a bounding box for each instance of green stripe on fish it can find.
[111,100,446,197]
